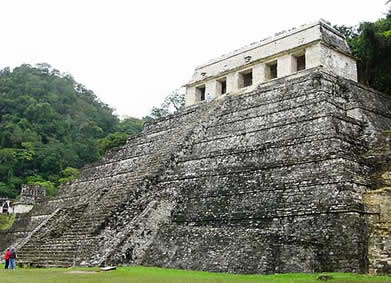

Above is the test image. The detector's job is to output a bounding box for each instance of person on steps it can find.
[8,248,16,270]
[4,248,10,269]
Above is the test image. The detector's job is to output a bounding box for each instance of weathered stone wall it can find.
[136,70,371,273]
[20,184,46,204]
[361,130,391,274]
[185,20,356,106]
[320,44,357,81]
[189,21,348,84]
[9,68,391,274]
[0,194,76,259]
[0,212,37,251]
[364,188,391,274]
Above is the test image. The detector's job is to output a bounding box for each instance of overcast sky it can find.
[0,1,389,118]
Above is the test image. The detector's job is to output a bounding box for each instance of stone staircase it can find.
[17,106,203,267]
[17,167,162,266]
[14,70,389,273]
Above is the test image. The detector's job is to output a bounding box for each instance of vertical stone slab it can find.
[364,188,391,274]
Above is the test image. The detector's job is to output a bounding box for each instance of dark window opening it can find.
[2,203,8,213]
[196,86,206,101]
[239,70,253,88]
[296,55,306,71]
[266,62,278,80]
[270,63,277,79]
[218,79,227,95]
[221,80,227,94]
[243,72,252,87]
[200,91,205,101]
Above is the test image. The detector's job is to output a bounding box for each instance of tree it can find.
[146,89,185,120]
[116,117,143,135]
[58,167,80,184]
[162,89,185,112]
[335,6,391,94]
[97,132,129,155]
[0,63,143,198]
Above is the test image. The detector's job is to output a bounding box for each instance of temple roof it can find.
[186,19,351,86]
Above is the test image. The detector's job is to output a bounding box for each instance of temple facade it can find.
[185,20,357,106]
[2,20,391,275]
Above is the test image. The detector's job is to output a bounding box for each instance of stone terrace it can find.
[11,68,391,274]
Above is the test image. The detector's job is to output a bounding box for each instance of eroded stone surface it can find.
[185,20,357,106]
[4,69,391,274]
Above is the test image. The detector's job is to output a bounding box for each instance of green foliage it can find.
[58,167,80,184]
[149,106,169,120]
[97,132,129,155]
[26,175,57,196]
[0,182,18,199]
[146,89,185,120]
[0,64,143,198]
[116,117,143,136]
[0,214,15,230]
[335,7,391,94]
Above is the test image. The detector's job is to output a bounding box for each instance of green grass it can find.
[0,265,389,283]
[0,214,15,230]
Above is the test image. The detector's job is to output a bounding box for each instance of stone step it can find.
[16,124,177,267]
[21,242,97,249]
[18,259,74,267]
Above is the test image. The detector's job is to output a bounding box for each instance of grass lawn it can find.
[0,265,389,283]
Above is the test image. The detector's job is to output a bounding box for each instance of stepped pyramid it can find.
[3,20,391,274]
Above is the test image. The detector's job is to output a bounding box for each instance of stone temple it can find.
[1,20,391,274]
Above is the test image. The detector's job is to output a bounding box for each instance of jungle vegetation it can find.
[335,7,391,94]
[0,6,389,199]
[0,64,143,198]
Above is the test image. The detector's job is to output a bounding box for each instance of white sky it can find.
[0,0,389,118]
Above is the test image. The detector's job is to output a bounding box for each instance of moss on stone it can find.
[0,214,15,230]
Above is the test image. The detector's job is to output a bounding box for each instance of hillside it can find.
[0,64,143,198]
